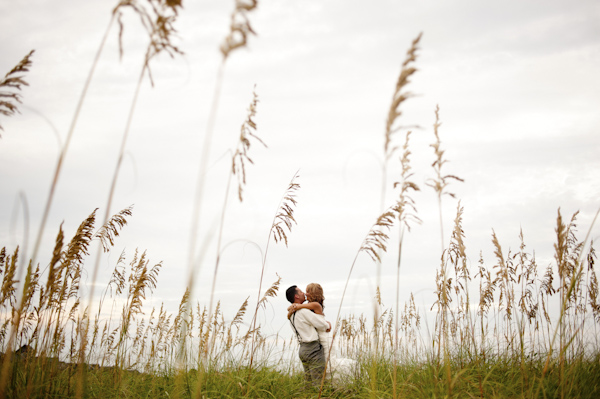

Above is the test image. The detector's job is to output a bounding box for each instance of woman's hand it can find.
[287,303,299,319]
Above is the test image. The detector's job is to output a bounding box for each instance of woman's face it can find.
[305,287,313,301]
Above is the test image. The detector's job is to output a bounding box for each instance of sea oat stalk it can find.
[188,0,259,283]
[0,50,34,133]
[83,5,182,387]
[206,88,265,334]
[426,105,463,397]
[376,33,422,349]
[318,206,398,398]
[32,10,118,269]
[538,208,599,396]
[247,173,299,375]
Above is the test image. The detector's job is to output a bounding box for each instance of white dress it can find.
[316,315,357,384]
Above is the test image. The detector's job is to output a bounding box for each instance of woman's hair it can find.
[306,283,325,310]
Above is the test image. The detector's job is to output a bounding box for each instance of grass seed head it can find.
[384,33,422,158]
[0,50,34,133]
[271,173,300,247]
[426,105,464,199]
[220,0,258,60]
[232,88,266,202]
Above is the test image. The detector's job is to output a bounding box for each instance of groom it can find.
[285,285,331,388]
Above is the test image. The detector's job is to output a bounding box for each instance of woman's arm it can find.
[287,301,323,319]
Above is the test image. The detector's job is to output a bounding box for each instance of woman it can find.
[287,283,356,383]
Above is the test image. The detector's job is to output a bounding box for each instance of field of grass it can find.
[2,1,600,398]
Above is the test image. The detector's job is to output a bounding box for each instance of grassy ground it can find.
[3,350,600,398]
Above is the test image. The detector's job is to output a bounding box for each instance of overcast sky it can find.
[1,0,599,341]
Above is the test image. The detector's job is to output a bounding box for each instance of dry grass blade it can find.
[0,50,34,133]
[476,254,494,320]
[588,242,600,322]
[360,210,396,262]
[0,248,4,273]
[246,273,281,393]
[424,105,464,396]
[271,172,300,247]
[103,0,183,228]
[172,287,190,333]
[221,0,258,60]
[384,33,421,159]
[126,251,162,316]
[319,205,401,398]
[426,104,464,269]
[516,230,538,323]
[426,105,464,199]
[449,203,467,264]
[393,131,421,230]
[37,224,65,314]
[95,206,133,252]
[87,2,183,372]
[391,129,420,399]
[232,297,249,327]
[0,248,19,308]
[18,261,40,341]
[448,202,470,330]
[257,273,281,309]
[232,87,266,202]
[538,208,599,393]
[113,0,183,66]
[377,35,423,347]
[204,87,265,366]
[63,210,97,269]
[554,209,568,280]
[29,6,116,274]
[102,251,127,304]
[143,0,183,85]
[491,230,514,321]
[245,172,300,391]
[375,287,383,307]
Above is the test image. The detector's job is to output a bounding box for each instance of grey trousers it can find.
[298,340,325,387]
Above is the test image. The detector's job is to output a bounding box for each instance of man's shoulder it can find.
[293,308,313,319]
[292,308,307,317]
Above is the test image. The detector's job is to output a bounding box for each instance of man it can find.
[285,285,331,388]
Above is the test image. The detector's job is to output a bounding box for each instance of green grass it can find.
[3,350,600,398]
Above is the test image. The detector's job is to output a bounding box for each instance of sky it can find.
[1,0,600,343]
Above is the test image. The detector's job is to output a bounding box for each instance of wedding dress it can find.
[318,322,357,384]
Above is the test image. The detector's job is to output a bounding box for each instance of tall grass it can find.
[1,207,598,397]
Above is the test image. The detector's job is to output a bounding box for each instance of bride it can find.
[287,283,356,384]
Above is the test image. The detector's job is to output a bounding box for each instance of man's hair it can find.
[285,285,298,303]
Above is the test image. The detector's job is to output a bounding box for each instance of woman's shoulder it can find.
[307,301,323,312]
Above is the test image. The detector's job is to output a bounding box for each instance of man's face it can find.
[295,288,306,303]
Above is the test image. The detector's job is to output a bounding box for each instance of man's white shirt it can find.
[290,308,330,342]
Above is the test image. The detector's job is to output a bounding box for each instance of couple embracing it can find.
[285,283,355,388]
